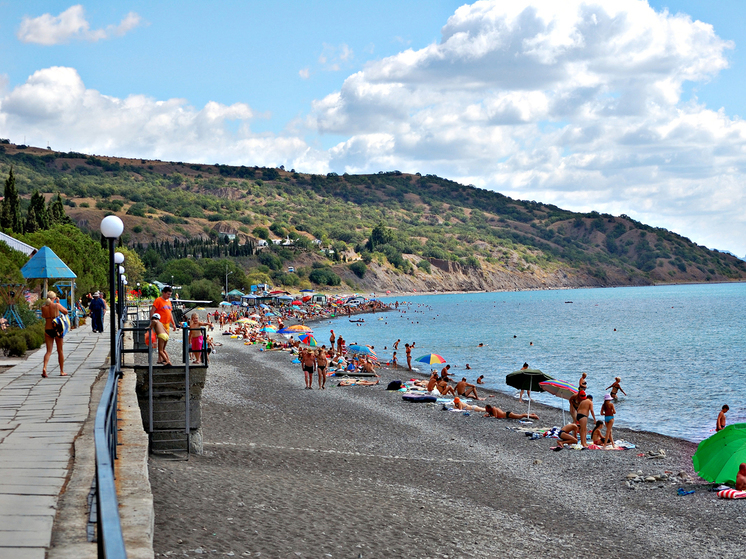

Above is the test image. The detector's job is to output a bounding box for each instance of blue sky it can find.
[2,1,746,256]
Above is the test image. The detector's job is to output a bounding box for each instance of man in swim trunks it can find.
[568,391,582,422]
[717,405,729,432]
[301,348,316,389]
[440,365,452,382]
[316,348,328,390]
[151,286,177,363]
[606,377,627,400]
[393,339,400,350]
[427,371,439,393]
[150,314,172,366]
[575,391,595,448]
[483,405,539,420]
[455,377,482,400]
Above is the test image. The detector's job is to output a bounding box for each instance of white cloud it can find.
[17,5,142,45]
[0,67,326,172]
[299,68,310,79]
[317,43,354,72]
[308,0,746,254]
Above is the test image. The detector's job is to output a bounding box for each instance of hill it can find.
[2,141,745,294]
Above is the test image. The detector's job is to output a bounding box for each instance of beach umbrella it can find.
[693,423,746,484]
[260,304,270,309]
[249,313,261,319]
[277,325,313,334]
[539,379,578,424]
[260,326,277,333]
[292,300,303,306]
[506,369,553,418]
[219,302,232,307]
[236,318,258,325]
[415,354,447,365]
[298,333,318,346]
[348,345,376,357]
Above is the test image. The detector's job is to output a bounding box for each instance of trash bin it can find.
[132,319,152,351]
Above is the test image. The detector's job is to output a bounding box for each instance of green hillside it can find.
[2,142,745,294]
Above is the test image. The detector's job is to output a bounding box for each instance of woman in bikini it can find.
[601,394,616,448]
[590,420,605,445]
[553,423,579,450]
[41,291,68,378]
[483,405,539,420]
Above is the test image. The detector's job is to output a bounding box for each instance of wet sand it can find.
[149,340,743,558]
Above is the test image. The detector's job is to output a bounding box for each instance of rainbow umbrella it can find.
[298,333,318,346]
[277,325,313,334]
[415,354,447,365]
[539,379,577,424]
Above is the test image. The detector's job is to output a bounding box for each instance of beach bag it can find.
[53,315,70,338]
[387,380,403,391]
[144,328,157,347]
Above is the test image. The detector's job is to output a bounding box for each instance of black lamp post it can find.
[101,217,124,360]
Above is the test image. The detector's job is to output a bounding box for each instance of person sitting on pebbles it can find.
[552,423,580,450]
[455,377,483,400]
[737,463,746,492]
[483,405,539,421]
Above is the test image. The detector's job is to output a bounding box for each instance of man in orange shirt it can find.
[150,286,178,364]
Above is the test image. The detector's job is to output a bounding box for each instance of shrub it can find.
[0,334,27,357]
[417,260,431,273]
[348,261,367,278]
[309,268,341,286]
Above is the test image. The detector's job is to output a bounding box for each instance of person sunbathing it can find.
[483,404,538,420]
[426,372,439,392]
[436,379,456,396]
[452,397,486,412]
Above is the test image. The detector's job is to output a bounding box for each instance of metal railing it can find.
[93,311,127,558]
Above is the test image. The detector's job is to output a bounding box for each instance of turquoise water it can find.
[324,284,746,442]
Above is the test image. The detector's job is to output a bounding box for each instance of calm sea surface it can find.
[323,283,745,443]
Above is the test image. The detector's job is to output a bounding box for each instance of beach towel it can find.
[717,489,746,499]
[53,314,70,338]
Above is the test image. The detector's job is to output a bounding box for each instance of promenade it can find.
[0,324,110,559]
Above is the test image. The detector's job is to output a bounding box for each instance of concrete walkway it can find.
[0,325,110,559]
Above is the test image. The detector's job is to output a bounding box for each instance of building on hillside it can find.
[211,222,237,241]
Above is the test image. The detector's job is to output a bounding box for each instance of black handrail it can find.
[93,315,127,558]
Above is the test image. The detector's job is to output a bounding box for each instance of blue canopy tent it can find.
[20,246,78,324]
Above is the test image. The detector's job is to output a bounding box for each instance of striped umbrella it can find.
[539,379,577,424]
[298,333,318,346]
[415,353,447,365]
[277,325,313,334]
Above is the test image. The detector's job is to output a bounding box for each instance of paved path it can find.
[0,325,110,559]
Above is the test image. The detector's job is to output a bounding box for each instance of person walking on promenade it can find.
[41,291,68,378]
[606,377,627,400]
[717,405,729,432]
[150,286,177,364]
[89,291,106,333]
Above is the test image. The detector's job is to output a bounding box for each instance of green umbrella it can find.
[693,423,746,484]
[505,368,553,417]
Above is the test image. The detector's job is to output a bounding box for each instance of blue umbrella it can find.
[260,304,270,309]
[348,345,376,357]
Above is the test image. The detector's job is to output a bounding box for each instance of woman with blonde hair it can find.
[41,291,68,377]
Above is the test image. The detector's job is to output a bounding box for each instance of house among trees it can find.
[211,222,238,241]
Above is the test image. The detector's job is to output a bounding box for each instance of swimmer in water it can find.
[465,363,472,370]
[476,375,484,384]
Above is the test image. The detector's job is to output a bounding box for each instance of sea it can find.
[323,283,745,443]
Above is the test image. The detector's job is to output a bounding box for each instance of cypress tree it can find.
[26,190,50,231]
[48,193,70,225]
[1,167,22,233]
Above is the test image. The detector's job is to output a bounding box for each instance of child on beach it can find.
[717,405,729,431]
[601,394,616,447]
[150,314,172,366]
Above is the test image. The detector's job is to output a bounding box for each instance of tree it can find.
[25,191,50,233]
[1,167,22,233]
[253,226,269,240]
[185,278,222,305]
[48,193,71,225]
[116,246,146,285]
[365,222,393,252]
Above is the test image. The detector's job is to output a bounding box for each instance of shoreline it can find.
[148,340,742,558]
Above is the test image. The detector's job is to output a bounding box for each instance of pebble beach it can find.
[148,328,746,559]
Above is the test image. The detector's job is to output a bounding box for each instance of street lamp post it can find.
[225,265,233,301]
[101,217,124,361]
[137,282,140,312]
[115,260,125,322]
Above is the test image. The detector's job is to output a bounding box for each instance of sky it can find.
[1,1,746,256]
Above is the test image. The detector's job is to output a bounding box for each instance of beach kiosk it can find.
[20,246,78,326]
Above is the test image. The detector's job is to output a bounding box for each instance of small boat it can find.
[349,319,365,323]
